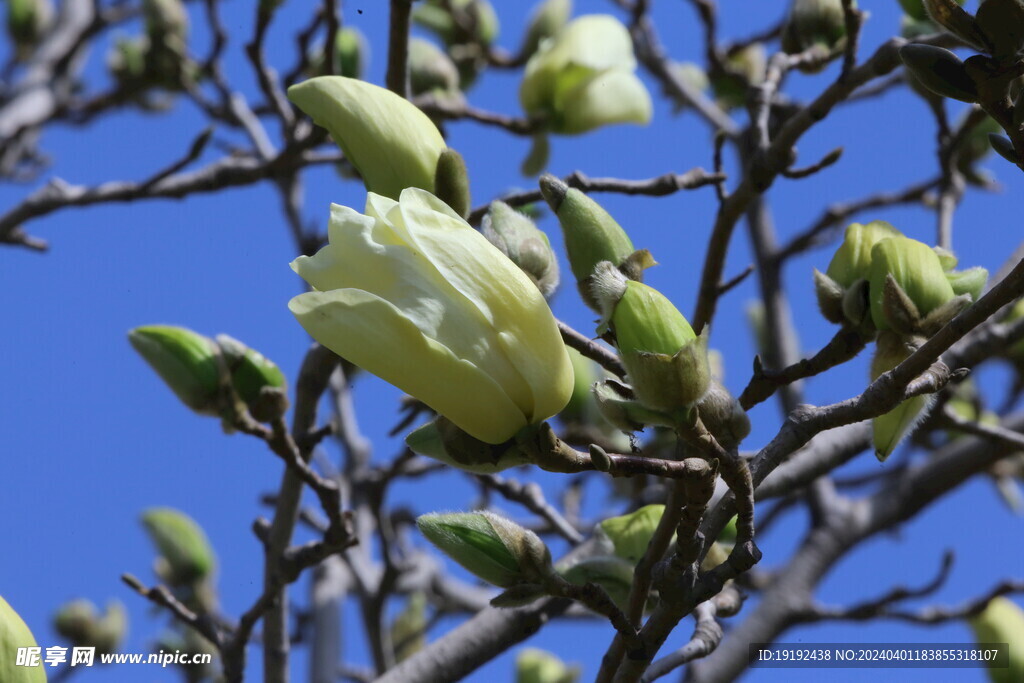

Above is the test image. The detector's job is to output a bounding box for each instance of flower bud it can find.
[413,0,499,48]
[968,597,1024,683]
[975,0,1024,60]
[944,266,988,302]
[868,236,957,333]
[417,511,554,588]
[0,595,45,683]
[519,0,572,59]
[129,325,221,415]
[335,27,366,78]
[922,0,989,50]
[287,77,447,199]
[593,264,711,413]
[598,504,664,563]
[405,418,533,473]
[558,556,635,611]
[53,599,126,656]
[899,44,978,103]
[696,380,751,449]
[900,0,965,22]
[541,174,648,309]
[521,133,551,176]
[781,0,848,61]
[215,334,288,422]
[141,507,216,586]
[408,38,461,98]
[814,269,847,324]
[871,332,932,460]
[826,221,902,289]
[989,133,1018,165]
[108,37,150,88]
[482,201,559,297]
[5,0,52,59]
[520,15,652,135]
[433,148,472,219]
[711,44,766,111]
[516,648,580,683]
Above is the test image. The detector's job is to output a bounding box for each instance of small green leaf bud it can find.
[519,0,572,59]
[696,380,751,449]
[405,418,533,473]
[215,334,286,410]
[433,147,472,219]
[968,597,1024,683]
[335,27,366,78]
[871,332,932,460]
[598,504,665,563]
[417,511,553,588]
[129,325,221,415]
[781,0,848,65]
[945,266,988,302]
[558,556,635,611]
[141,507,216,585]
[814,268,846,324]
[516,648,580,683]
[899,44,978,103]
[482,201,559,297]
[868,236,956,333]
[0,595,46,683]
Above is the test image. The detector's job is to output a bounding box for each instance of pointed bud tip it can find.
[539,174,568,212]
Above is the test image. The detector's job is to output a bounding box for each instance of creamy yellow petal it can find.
[397,188,572,422]
[558,69,652,134]
[290,289,528,443]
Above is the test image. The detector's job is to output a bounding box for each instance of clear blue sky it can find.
[1,1,1021,681]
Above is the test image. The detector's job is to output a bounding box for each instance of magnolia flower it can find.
[288,76,447,199]
[289,188,573,444]
[519,14,652,135]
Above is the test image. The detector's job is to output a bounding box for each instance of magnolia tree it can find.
[2,0,1024,682]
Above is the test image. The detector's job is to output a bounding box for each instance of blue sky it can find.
[0,1,1021,681]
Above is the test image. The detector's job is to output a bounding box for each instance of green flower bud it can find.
[558,556,635,611]
[868,236,956,333]
[287,76,447,199]
[975,0,1024,60]
[482,201,559,297]
[968,597,1024,683]
[826,221,902,289]
[108,37,150,88]
[900,0,965,22]
[433,148,472,219]
[412,0,499,47]
[54,599,126,656]
[6,0,52,58]
[215,334,288,422]
[405,418,533,473]
[899,44,978,103]
[141,507,216,585]
[335,27,366,78]
[540,174,647,309]
[814,269,847,324]
[408,38,461,98]
[516,649,580,683]
[129,325,221,415]
[0,595,45,683]
[593,264,711,413]
[598,504,665,563]
[520,14,652,135]
[519,0,573,59]
[417,511,553,588]
[696,380,751,449]
[871,332,932,460]
[781,0,848,60]
[390,593,426,663]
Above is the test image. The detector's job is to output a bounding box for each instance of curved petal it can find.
[549,15,635,72]
[397,188,572,422]
[287,77,446,199]
[557,69,652,134]
[290,289,528,443]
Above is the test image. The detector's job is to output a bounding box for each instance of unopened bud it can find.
[141,507,216,586]
[406,418,532,473]
[871,332,932,460]
[129,326,221,414]
[900,44,978,103]
[482,201,559,296]
[433,148,472,219]
[409,38,461,98]
[868,236,956,333]
[696,380,751,449]
[0,595,45,683]
[974,0,1024,60]
[516,648,580,683]
[54,599,126,655]
[598,504,664,563]
[781,0,848,63]
[968,597,1024,682]
[558,556,634,611]
[417,511,553,588]
[519,0,572,59]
